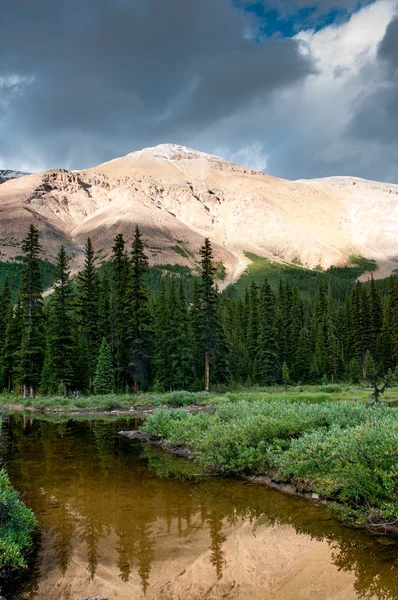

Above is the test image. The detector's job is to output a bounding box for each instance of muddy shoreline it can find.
[119,430,398,536]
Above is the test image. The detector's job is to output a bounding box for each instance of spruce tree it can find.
[167,279,194,389]
[153,280,169,389]
[93,337,115,394]
[18,225,45,397]
[282,362,290,388]
[77,238,100,390]
[369,274,382,358]
[2,297,23,393]
[364,349,376,383]
[295,327,311,383]
[255,280,279,385]
[41,246,74,394]
[111,234,130,390]
[125,226,152,393]
[196,238,228,391]
[0,281,12,389]
[349,357,362,384]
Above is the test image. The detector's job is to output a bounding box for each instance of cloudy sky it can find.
[0,0,397,181]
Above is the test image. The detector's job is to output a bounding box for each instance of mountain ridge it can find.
[0,144,397,283]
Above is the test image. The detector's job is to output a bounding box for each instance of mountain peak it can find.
[128,143,227,164]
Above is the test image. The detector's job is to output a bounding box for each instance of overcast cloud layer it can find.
[0,0,397,181]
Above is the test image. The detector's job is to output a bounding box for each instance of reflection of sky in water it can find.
[2,415,398,600]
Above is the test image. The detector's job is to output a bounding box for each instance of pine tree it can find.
[295,326,311,383]
[98,271,111,344]
[196,238,228,391]
[282,362,290,388]
[349,357,362,384]
[153,280,169,389]
[111,234,130,390]
[255,280,279,385]
[369,274,382,359]
[0,281,12,389]
[125,226,152,393]
[77,238,100,390]
[364,349,376,383]
[93,337,115,394]
[41,246,74,394]
[167,279,194,389]
[18,225,45,397]
[2,297,23,393]
[245,282,259,373]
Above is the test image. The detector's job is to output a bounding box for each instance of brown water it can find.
[2,414,398,600]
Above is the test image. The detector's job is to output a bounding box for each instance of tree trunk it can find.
[23,384,28,399]
[134,378,139,394]
[29,385,34,398]
[205,352,210,393]
[7,374,11,394]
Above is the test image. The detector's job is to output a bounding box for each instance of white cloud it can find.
[265,0,398,178]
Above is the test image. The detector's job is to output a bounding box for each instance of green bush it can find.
[163,391,202,407]
[0,470,36,569]
[274,416,398,521]
[318,384,343,393]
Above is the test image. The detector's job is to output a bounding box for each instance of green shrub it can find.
[0,470,36,569]
[141,400,398,526]
[318,384,343,393]
[274,414,398,521]
[163,391,200,407]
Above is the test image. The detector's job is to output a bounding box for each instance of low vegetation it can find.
[142,398,398,530]
[0,470,36,571]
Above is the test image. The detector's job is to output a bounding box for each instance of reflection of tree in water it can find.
[52,503,75,575]
[4,415,398,600]
[208,513,225,579]
[93,422,118,476]
[137,521,156,594]
[79,512,107,580]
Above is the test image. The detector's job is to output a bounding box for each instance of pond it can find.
[2,414,398,600]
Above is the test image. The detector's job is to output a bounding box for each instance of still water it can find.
[2,414,398,600]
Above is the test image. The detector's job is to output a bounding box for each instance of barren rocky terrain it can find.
[1,144,397,281]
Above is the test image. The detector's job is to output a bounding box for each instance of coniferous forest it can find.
[1,224,398,397]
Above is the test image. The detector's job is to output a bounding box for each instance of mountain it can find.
[0,144,397,283]
[0,170,30,184]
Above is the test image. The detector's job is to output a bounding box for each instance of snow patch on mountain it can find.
[128,143,229,164]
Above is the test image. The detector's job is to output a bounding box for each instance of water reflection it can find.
[2,415,398,600]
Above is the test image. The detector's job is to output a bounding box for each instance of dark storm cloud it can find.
[0,0,314,169]
[378,13,398,66]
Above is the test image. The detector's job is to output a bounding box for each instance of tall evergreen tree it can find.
[77,238,100,390]
[111,234,130,390]
[41,246,74,394]
[196,238,228,391]
[93,337,115,394]
[255,280,279,384]
[125,226,152,392]
[0,281,12,389]
[18,225,45,397]
[2,296,23,393]
[167,279,194,389]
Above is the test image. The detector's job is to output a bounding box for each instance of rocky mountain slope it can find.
[0,144,397,282]
[0,170,30,184]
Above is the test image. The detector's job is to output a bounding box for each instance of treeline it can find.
[0,224,397,396]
